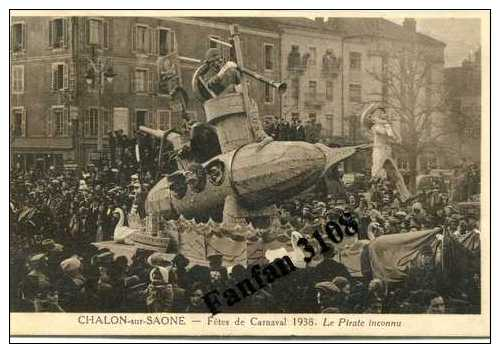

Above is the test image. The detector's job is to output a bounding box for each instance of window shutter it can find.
[47,109,53,137]
[130,68,135,93]
[85,18,90,45]
[169,30,176,53]
[63,63,69,90]
[63,18,69,48]
[63,107,68,136]
[22,23,27,50]
[10,25,14,51]
[131,24,136,53]
[83,109,89,137]
[152,28,159,55]
[48,20,53,48]
[148,69,155,94]
[69,62,76,91]
[51,64,57,91]
[21,108,26,137]
[103,21,109,49]
[130,111,137,134]
[145,27,151,54]
[148,27,154,55]
[21,66,25,93]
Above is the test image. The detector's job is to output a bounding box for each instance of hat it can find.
[207,252,223,259]
[205,48,222,62]
[332,276,350,290]
[30,253,48,265]
[395,211,408,218]
[41,239,64,253]
[315,281,339,294]
[360,103,378,129]
[91,251,114,266]
[172,254,190,268]
[60,257,81,274]
[147,252,172,267]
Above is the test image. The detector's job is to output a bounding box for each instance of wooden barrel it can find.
[204,93,254,153]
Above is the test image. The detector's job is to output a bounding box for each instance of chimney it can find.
[403,18,417,33]
[314,17,324,24]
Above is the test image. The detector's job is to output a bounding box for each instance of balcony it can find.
[321,61,341,78]
[287,63,306,75]
[304,93,325,109]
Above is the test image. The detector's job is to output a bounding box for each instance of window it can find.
[102,108,112,134]
[288,45,302,70]
[397,158,408,170]
[145,111,156,128]
[134,69,147,93]
[54,19,64,47]
[51,63,68,91]
[158,110,171,130]
[159,28,175,56]
[264,44,274,70]
[308,81,317,98]
[325,81,333,101]
[349,84,362,103]
[12,107,25,137]
[134,25,149,53]
[209,35,221,49]
[308,47,317,66]
[48,19,67,49]
[88,19,101,45]
[87,19,110,48]
[53,107,69,137]
[12,65,24,94]
[135,110,147,130]
[350,52,361,70]
[309,113,317,120]
[84,108,99,137]
[11,23,25,52]
[291,78,300,104]
[264,84,274,104]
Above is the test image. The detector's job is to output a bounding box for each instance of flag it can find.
[366,228,441,283]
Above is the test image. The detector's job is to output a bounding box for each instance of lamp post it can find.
[58,89,78,167]
[85,48,116,159]
[70,108,80,166]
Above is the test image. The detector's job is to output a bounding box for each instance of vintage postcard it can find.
[9,9,490,339]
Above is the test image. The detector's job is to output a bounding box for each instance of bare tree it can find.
[367,44,449,191]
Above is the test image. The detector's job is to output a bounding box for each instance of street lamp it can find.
[85,51,117,157]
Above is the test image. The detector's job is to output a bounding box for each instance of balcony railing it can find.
[287,63,306,74]
[321,62,340,78]
[304,93,325,108]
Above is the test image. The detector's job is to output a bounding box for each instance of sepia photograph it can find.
[9,9,490,338]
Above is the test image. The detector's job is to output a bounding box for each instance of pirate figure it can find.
[193,47,273,146]
[194,48,241,100]
[361,103,411,201]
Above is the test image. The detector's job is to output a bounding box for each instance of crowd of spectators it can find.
[10,159,480,314]
[263,116,322,143]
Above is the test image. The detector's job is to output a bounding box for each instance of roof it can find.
[327,17,445,47]
[193,16,445,47]
[194,17,337,34]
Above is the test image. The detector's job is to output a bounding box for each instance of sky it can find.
[390,18,481,67]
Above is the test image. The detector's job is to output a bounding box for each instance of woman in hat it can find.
[145,267,175,312]
[57,256,89,312]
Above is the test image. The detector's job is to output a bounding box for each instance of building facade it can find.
[10,16,281,170]
[278,19,342,140]
[326,17,446,173]
[444,49,481,164]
